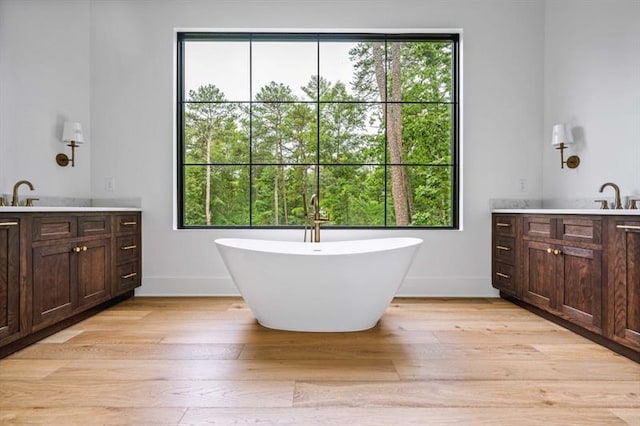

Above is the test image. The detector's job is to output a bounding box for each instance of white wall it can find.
[543,0,640,206]
[1,0,547,296]
[0,0,91,199]
[87,0,545,296]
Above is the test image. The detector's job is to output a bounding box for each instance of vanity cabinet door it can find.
[77,238,111,308]
[522,240,556,312]
[0,218,20,344]
[556,245,603,333]
[611,220,640,351]
[32,242,77,330]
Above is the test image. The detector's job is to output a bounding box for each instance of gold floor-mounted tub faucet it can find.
[303,193,329,243]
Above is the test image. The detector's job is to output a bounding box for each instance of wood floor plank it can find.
[180,407,629,425]
[0,407,186,425]
[609,408,640,425]
[393,358,640,381]
[45,359,399,381]
[36,329,85,344]
[293,380,640,408]
[0,380,294,408]
[64,330,167,344]
[431,328,589,345]
[161,328,441,345]
[0,360,69,380]
[239,343,545,361]
[9,343,243,360]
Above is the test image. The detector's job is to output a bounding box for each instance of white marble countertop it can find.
[0,206,141,213]
[492,208,639,216]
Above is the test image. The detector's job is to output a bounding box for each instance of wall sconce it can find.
[551,123,580,169]
[57,121,85,167]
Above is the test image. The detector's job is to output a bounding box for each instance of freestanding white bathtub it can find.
[215,237,422,332]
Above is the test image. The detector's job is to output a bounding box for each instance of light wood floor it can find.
[0,297,638,425]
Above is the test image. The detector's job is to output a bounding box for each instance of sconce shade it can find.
[551,123,573,146]
[62,121,85,144]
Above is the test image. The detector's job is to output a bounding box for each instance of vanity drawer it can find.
[523,215,553,239]
[78,215,111,237]
[115,261,140,293]
[494,236,516,264]
[558,217,601,245]
[115,214,139,234]
[32,216,77,241]
[494,215,516,237]
[493,262,516,293]
[116,235,139,263]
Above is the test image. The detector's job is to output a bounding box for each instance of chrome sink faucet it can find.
[599,182,623,210]
[11,180,35,206]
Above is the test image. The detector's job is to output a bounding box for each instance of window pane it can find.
[184,165,250,226]
[184,41,250,102]
[386,41,453,103]
[252,102,317,164]
[252,165,316,226]
[386,103,453,165]
[319,102,384,164]
[252,42,318,101]
[184,102,250,164]
[319,41,382,102]
[387,165,453,227]
[319,165,385,226]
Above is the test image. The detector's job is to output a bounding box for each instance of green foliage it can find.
[182,40,455,227]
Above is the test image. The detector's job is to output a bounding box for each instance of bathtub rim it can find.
[214,237,423,256]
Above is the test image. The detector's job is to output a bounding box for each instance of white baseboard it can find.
[136,276,499,298]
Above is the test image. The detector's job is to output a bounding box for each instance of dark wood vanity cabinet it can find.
[0,210,141,357]
[493,212,639,360]
[0,217,21,346]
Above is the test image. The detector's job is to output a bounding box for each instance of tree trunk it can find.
[205,137,212,225]
[373,42,409,225]
[273,172,279,226]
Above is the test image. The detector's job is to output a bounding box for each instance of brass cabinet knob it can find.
[71,247,81,253]
[82,246,87,252]
[547,248,553,254]
[553,249,562,255]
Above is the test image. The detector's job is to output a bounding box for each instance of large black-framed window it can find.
[177,32,459,229]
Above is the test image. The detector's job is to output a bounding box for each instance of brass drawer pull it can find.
[0,221,18,226]
[121,221,137,226]
[72,247,81,253]
[121,245,137,250]
[121,272,137,279]
[496,245,512,251]
[617,225,640,232]
[496,272,511,279]
[496,223,512,227]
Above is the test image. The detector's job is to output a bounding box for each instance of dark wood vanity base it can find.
[492,211,640,363]
[0,210,141,358]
